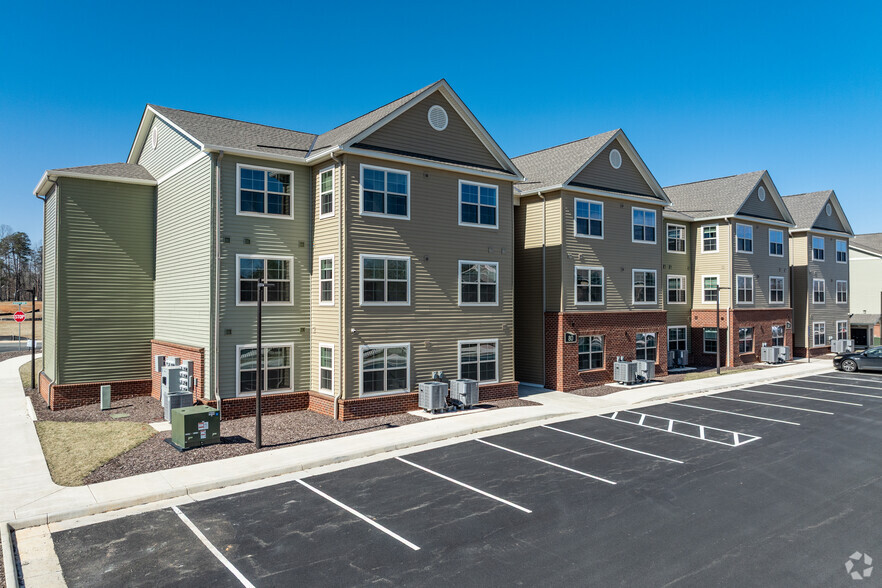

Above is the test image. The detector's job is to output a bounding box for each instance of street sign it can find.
[13,311,26,323]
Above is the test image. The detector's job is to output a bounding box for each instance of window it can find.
[769,276,784,304]
[459,180,498,228]
[836,280,848,304]
[769,229,784,257]
[667,275,686,304]
[632,207,656,243]
[237,344,292,395]
[319,256,334,305]
[632,270,657,304]
[702,225,718,253]
[812,279,825,304]
[703,276,719,303]
[736,275,754,304]
[736,224,753,253]
[836,240,848,263]
[772,325,785,347]
[575,199,603,238]
[319,344,334,392]
[575,266,604,305]
[459,340,498,382]
[460,261,498,305]
[703,328,718,354]
[667,224,686,252]
[668,326,688,351]
[238,165,293,217]
[361,344,410,395]
[361,255,410,305]
[578,335,604,371]
[237,255,293,305]
[319,167,334,218]
[636,332,657,362]
[812,236,825,261]
[837,320,848,340]
[361,164,409,218]
[738,327,754,354]
[812,322,826,347]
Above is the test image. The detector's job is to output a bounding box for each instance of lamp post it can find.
[715,285,731,375]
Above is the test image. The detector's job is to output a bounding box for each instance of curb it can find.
[2,521,19,588]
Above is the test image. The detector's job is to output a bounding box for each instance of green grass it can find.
[19,357,43,390]
[682,367,761,382]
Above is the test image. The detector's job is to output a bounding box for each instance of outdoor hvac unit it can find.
[418,382,448,412]
[761,345,781,364]
[170,405,220,450]
[831,339,855,353]
[164,391,193,422]
[668,350,687,368]
[614,361,638,385]
[635,360,655,382]
[451,379,479,408]
[776,346,791,362]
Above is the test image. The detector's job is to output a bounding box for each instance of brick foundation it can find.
[151,340,206,401]
[794,345,831,358]
[39,372,51,404]
[201,390,311,420]
[40,377,152,410]
[691,308,793,368]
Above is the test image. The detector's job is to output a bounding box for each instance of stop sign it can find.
[13,311,25,322]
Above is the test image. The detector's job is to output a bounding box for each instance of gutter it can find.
[540,192,546,388]
[332,153,345,420]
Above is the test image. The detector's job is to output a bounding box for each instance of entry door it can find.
[852,327,869,348]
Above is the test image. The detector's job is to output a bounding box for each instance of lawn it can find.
[19,357,43,389]
[0,317,42,339]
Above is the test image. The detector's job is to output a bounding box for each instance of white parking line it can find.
[475,439,617,485]
[172,505,256,588]
[395,457,532,513]
[541,425,684,463]
[738,388,862,406]
[674,402,800,426]
[822,372,882,381]
[709,395,834,415]
[798,377,882,391]
[598,411,760,447]
[762,382,882,399]
[294,478,420,551]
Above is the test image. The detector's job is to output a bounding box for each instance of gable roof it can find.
[34,163,155,196]
[781,190,854,235]
[851,233,882,256]
[664,170,794,225]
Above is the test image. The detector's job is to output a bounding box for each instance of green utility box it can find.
[171,405,220,450]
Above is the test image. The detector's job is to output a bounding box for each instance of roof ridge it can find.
[149,104,317,137]
[781,190,833,199]
[512,129,619,160]
[665,170,765,190]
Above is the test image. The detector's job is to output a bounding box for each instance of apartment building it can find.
[849,234,882,347]
[35,80,524,419]
[664,171,796,367]
[782,191,854,356]
[511,130,672,391]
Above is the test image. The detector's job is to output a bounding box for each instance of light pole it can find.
[715,285,731,375]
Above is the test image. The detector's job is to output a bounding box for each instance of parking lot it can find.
[49,370,882,586]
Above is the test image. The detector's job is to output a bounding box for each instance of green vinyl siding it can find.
[137,117,201,179]
[42,188,57,381]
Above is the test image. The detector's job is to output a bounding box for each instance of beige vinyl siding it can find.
[357,91,503,171]
[217,155,311,399]
[514,196,547,385]
[813,200,848,233]
[791,235,809,347]
[849,249,882,314]
[693,222,732,308]
[738,180,785,221]
[343,154,515,399]
[544,195,563,312]
[731,221,791,308]
[802,231,850,347]
[136,117,201,179]
[42,188,57,381]
[569,139,655,197]
[663,220,692,328]
[55,178,155,383]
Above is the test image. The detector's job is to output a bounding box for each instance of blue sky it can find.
[2,1,880,245]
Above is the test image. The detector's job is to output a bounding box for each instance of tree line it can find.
[0,225,42,301]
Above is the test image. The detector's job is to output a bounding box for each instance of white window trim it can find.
[574,265,605,306]
[319,255,334,306]
[318,343,334,395]
[359,163,411,220]
[318,165,335,220]
[812,236,825,262]
[666,223,687,254]
[836,320,848,340]
[458,260,499,307]
[769,276,785,305]
[458,179,499,230]
[632,268,657,305]
[631,206,657,244]
[703,328,718,354]
[668,326,689,352]
[811,322,826,348]
[812,278,826,304]
[702,274,720,304]
[235,342,294,397]
[235,254,295,307]
[359,343,411,397]
[666,274,687,305]
[836,239,848,264]
[735,223,754,254]
[738,326,754,354]
[635,332,659,363]
[457,338,500,383]
[701,224,719,254]
[574,198,604,240]
[236,163,295,220]
[836,280,848,304]
[735,274,754,305]
[359,254,411,306]
[577,334,605,372]
[768,228,784,257]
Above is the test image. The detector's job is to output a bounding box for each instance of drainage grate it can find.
[599,410,761,447]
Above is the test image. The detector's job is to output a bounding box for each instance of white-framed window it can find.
[812,279,825,304]
[458,339,498,382]
[836,280,848,304]
[836,240,848,263]
[812,322,826,347]
[769,276,784,304]
[738,327,754,354]
[632,207,657,243]
[360,343,410,395]
[236,255,293,305]
[459,261,498,305]
[736,274,754,304]
[837,320,848,340]
[236,343,293,396]
[361,255,410,305]
[459,180,498,228]
[632,269,657,305]
[319,255,334,305]
[237,164,294,218]
[319,344,334,393]
[769,229,784,257]
[667,275,687,304]
[575,198,603,239]
[667,223,686,253]
[578,335,604,371]
[736,223,753,253]
[703,328,718,354]
[575,266,604,305]
[319,166,335,218]
[703,275,720,303]
[772,325,785,347]
[668,326,688,351]
[636,332,657,362]
[812,236,825,261]
[360,164,409,219]
[701,225,718,253]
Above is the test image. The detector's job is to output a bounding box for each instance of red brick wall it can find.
[794,345,831,358]
[691,308,793,367]
[201,390,311,420]
[150,340,206,401]
[478,381,519,401]
[46,379,152,410]
[545,311,669,391]
[39,372,51,404]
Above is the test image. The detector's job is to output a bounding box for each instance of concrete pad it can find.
[14,486,96,521]
[15,524,64,587]
[149,421,171,432]
[409,406,491,419]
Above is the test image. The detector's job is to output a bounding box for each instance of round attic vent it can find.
[609,148,622,169]
[427,105,448,131]
[826,203,833,216]
[151,127,158,150]
[758,186,766,201]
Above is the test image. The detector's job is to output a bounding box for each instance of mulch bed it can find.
[26,388,164,423]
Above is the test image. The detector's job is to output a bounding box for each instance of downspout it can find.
[331,153,343,420]
[539,192,546,387]
[727,221,733,367]
[35,186,52,405]
[214,151,225,419]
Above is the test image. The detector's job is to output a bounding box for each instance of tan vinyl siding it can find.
[791,235,809,347]
[738,180,787,221]
[663,220,692,328]
[813,199,849,233]
[514,196,547,385]
[731,221,791,308]
[42,188,57,381]
[137,117,201,179]
[56,178,155,383]
[569,139,655,197]
[692,222,732,308]
[544,195,562,312]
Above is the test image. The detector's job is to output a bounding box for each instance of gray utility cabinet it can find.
[451,379,479,408]
[161,364,193,420]
[419,382,448,412]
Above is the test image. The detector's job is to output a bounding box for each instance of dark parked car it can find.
[833,347,882,373]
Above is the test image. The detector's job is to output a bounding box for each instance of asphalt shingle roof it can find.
[851,313,882,326]
[663,171,765,219]
[49,162,155,181]
[511,130,619,194]
[852,233,882,255]
[780,191,833,229]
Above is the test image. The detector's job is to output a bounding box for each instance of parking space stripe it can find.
[395,457,532,513]
[674,402,800,426]
[738,388,862,406]
[541,425,684,463]
[709,395,834,415]
[172,505,257,588]
[475,439,617,485]
[809,373,882,384]
[797,378,882,391]
[761,382,882,399]
[294,478,421,551]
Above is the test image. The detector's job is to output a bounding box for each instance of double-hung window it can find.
[238,165,292,217]
[738,327,754,354]
[459,180,498,228]
[812,322,826,347]
[836,240,848,263]
[632,208,656,243]
[361,165,409,218]
[813,279,825,304]
[319,167,334,218]
[812,236,825,261]
[578,335,604,371]
[575,266,604,305]
[575,199,603,238]
[319,256,334,305]
[459,340,498,382]
[703,276,719,303]
[667,275,686,304]
[769,276,784,303]
[736,275,754,304]
[319,344,334,392]
[736,224,753,253]
[633,270,657,304]
[837,320,848,340]
[636,332,657,362]
[667,224,686,253]
[460,261,498,305]
[361,255,409,305]
[769,229,784,256]
[703,328,718,354]
[361,344,410,395]
[668,327,688,351]
[836,280,848,303]
[772,325,785,347]
[702,225,718,252]
[238,344,292,395]
[237,255,293,304]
